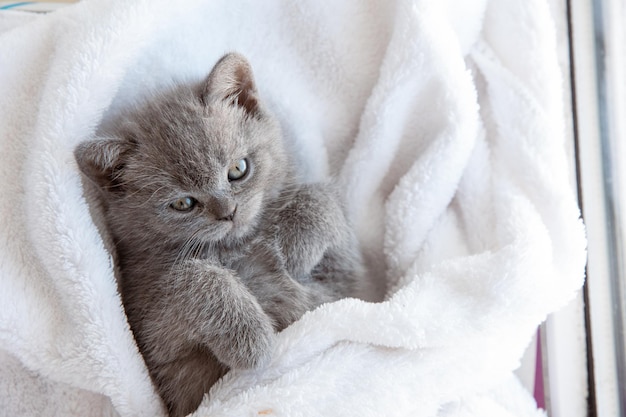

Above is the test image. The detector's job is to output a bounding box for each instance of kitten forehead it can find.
[125,91,237,155]
[113,81,284,194]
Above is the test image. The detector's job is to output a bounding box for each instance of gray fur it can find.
[74,53,362,417]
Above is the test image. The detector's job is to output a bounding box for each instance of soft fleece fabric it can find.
[0,0,586,416]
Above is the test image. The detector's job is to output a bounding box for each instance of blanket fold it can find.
[0,0,586,416]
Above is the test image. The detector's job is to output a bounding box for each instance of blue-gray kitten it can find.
[75,53,362,417]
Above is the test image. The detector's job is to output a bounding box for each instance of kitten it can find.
[74,53,362,417]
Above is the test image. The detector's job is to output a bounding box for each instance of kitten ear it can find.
[202,53,260,116]
[74,138,134,191]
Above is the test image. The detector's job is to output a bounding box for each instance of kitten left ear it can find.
[74,137,134,192]
[202,53,260,116]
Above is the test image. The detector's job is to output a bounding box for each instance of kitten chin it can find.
[229,192,265,239]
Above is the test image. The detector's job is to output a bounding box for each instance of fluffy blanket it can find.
[0,0,586,416]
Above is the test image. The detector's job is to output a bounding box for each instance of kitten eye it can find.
[170,196,197,212]
[227,158,248,181]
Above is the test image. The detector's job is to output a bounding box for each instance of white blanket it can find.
[0,0,586,416]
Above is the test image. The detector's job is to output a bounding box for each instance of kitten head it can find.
[75,53,289,247]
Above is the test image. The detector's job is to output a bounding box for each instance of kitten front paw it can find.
[214,313,276,370]
[274,184,347,278]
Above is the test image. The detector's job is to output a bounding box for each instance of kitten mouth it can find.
[229,219,247,237]
[228,213,258,240]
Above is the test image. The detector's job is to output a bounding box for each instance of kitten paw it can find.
[214,314,276,370]
[274,184,347,278]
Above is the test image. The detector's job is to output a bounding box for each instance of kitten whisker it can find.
[170,228,207,273]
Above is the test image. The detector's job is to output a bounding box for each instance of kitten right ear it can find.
[74,138,133,191]
[202,53,260,116]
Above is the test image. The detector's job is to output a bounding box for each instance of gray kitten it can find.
[74,53,362,417]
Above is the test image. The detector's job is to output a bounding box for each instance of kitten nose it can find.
[209,194,237,221]
[215,202,237,221]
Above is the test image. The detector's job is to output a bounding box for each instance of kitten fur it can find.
[75,53,362,417]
